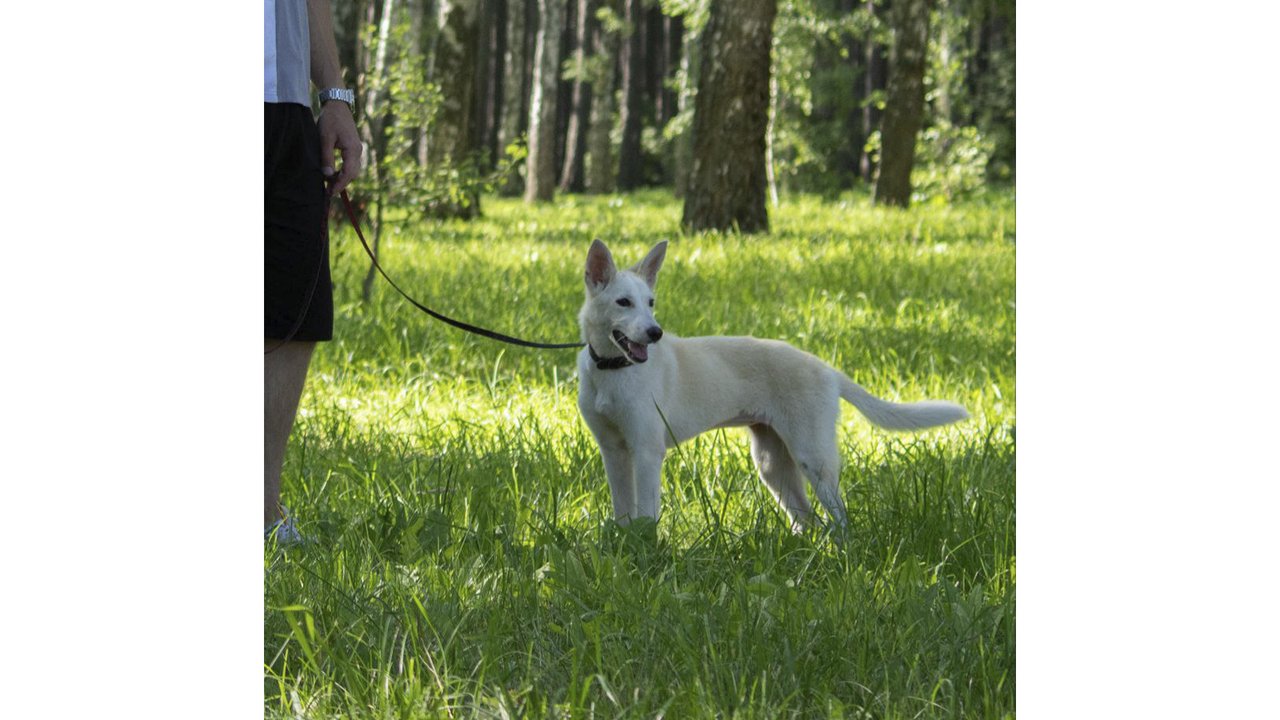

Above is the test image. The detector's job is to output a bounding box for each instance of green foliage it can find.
[358,8,519,221]
[911,122,996,204]
[865,122,996,204]
[927,0,1016,180]
[768,0,1014,197]
[926,0,968,120]
[770,0,886,196]
[337,0,1014,210]
[595,2,626,36]
[972,40,1014,181]
[267,190,1016,718]
[357,16,433,211]
[658,0,709,34]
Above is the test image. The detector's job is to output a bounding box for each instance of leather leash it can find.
[338,190,584,351]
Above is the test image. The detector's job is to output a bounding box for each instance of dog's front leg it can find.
[602,446,637,522]
[630,442,666,521]
[594,430,637,523]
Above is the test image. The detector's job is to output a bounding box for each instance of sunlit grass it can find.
[267,188,1015,719]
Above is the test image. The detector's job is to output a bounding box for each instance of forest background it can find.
[12,4,1280,720]
[261,2,1019,717]
[331,0,1014,253]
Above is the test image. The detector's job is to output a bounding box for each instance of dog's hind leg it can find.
[788,432,848,528]
[777,393,850,528]
[749,424,815,532]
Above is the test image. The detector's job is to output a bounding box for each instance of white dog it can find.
[576,239,969,531]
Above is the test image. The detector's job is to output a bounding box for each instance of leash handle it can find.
[341,190,585,351]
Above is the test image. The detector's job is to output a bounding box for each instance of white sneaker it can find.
[265,507,304,546]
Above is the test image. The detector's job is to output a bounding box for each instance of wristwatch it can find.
[317,88,355,108]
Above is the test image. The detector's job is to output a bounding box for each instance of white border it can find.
[3,3,260,717]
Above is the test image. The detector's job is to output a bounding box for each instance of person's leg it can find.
[265,339,316,527]
[265,104,331,533]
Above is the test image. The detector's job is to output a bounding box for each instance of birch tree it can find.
[498,0,531,196]
[558,0,596,192]
[586,0,622,193]
[524,0,566,202]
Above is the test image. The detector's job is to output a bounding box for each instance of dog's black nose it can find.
[647,326,663,342]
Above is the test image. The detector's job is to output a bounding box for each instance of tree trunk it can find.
[859,0,888,183]
[645,5,665,122]
[337,0,373,219]
[498,0,530,196]
[681,0,776,233]
[332,0,366,96]
[966,1,989,128]
[559,0,595,192]
[671,14,698,199]
[660,14,682,128]
[654,11,682,186]
[424,0,483,218]
[412,0,431,170]
[554,4,574,176]
[524,0,565,202]
[837,0,864,184]
[934,0,953,125]
[766,69,779,208]
[586,0,620,193]
[873,0,933,207]
[361,0,396,303]
[616,0,644,190]
[477,0,503,170]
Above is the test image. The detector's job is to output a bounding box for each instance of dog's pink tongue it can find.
[629,341,648,362]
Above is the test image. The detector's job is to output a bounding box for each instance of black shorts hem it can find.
[265,102,333,342]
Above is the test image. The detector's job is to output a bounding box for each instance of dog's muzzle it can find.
[611,327,662,364]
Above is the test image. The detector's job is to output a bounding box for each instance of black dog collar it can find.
[588,344,634,370]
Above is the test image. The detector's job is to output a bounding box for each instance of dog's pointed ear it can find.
[585,239,616,295]
[633,240,668,290]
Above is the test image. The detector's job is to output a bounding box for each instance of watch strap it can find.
[317,88,355,108]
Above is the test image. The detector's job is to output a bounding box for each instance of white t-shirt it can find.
[265,0,310,105]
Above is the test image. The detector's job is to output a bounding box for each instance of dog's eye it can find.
[616,298,632,307]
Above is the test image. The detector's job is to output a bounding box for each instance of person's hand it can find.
[316,101,362,197]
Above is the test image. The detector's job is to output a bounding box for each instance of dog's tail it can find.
[837,374,969,431]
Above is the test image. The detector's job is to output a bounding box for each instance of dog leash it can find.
[338,190,585,351]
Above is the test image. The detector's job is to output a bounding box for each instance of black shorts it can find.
[265,102,332,341]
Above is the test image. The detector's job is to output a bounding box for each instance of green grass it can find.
[265,189,1016,719]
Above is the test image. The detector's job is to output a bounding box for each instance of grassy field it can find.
[265,189,1016,719]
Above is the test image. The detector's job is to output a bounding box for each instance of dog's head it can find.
[579,239,667,364]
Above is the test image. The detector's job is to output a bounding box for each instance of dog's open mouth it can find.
[611,330,650,363]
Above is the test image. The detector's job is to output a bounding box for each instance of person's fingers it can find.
[327,132,363,196]
[317,105,359,191]
[343,133,363,173]
[318,133,337,180]
[329,172,350,197]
